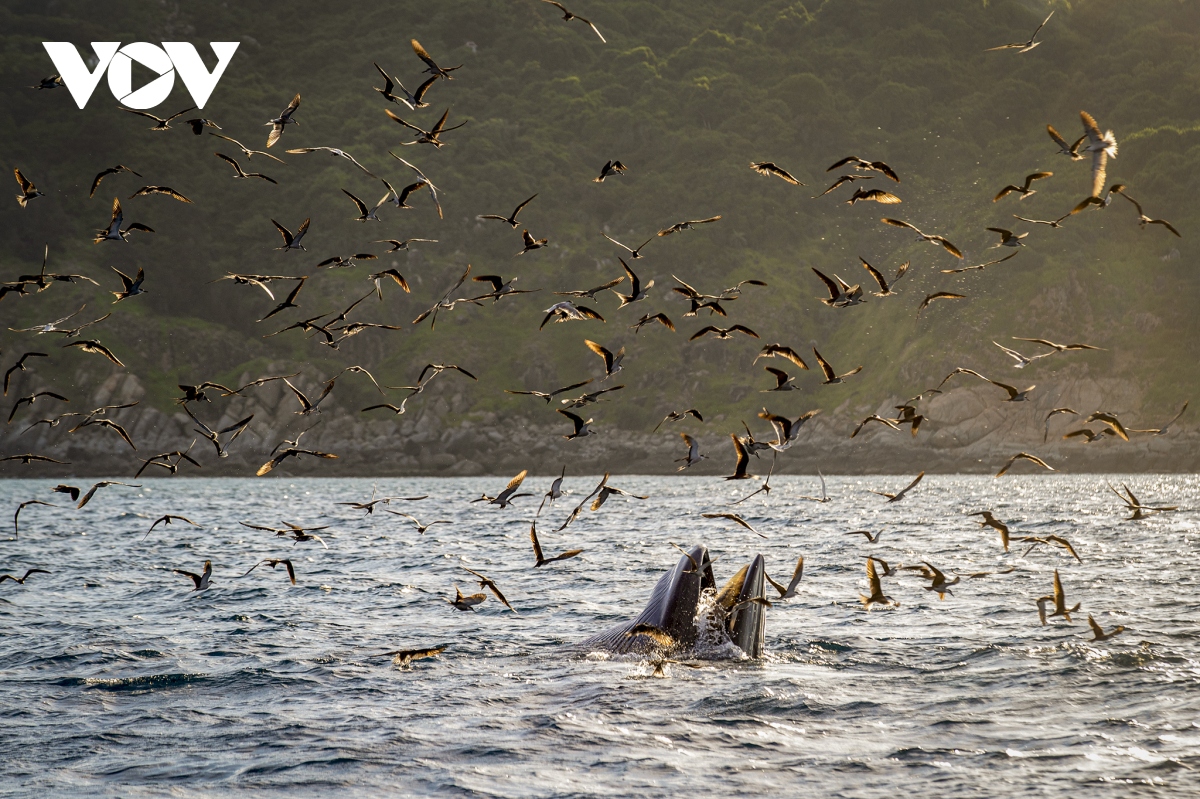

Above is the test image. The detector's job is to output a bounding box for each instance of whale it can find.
[581,544,768,657]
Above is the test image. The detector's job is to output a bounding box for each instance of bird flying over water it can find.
[870,471,925,502]
[530,521,583,567]
[995,452,1054,477]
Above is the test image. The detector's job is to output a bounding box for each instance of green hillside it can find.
[1,0,1198,466]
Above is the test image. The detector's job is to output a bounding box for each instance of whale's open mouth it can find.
[579,545,769,659]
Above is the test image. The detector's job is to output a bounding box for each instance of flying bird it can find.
[881,218,963,258]
[812,268,864,307]
[612,259,652,306]
[557,408,594,440]
[411,39,462,80]
[657,216,722,236]
[387,512,452,534]
[540,1,607,42]
[12,501,56,537]
[765,555,804,599]
[530,521,583,567]
[29,74,62,90]
[724,434,754,481]
[461,566,517,613]
[689,325,758,342]
[373,62,437,110]
[505,379,593,404]
[1126,401,1189,436]
[584,339,624,380]
[120,105,195,131]
[1087,615,1126,642]
[987,227,1028,248]
[750,162,804,185]
[1046,124,1086,160]
[869,471,925,502]
[850,415,901,438]
[3,352,48,395]
[1115,191,1181,237]
[1011,213,1069,230]
[89,164,141,198]
[701,512,767,539]
[272,218,310,251]
[1078,110,1118,201]
[174,560,213,591]
[995,452,1055,477]
[214,152,277,183]
[993,172,1053,202]
[847,187,901,204]
[256,446,338,476]
[0,568,51,585]
[375,645,448,669]
[826,157,900,182]
[601,232,653,259]
[593,160,627,182]
[0,454,69,465]
[478,194,537,228]
[142,514,202,541]
[516,229,549,256]
[813,173,874,198]
[286,146,379,178]
[75,480,140,509]
[212,132,285,164]
[813,348,861,385]
[238,559,296,585]
[986,10,1054,52]
[845,529,884,543]
[861,258,909,296]
[1036,569,1079,625]
[757,408,819,451]
[993,341,1051,368]
[340,188,390,222]
[103,269,147,306]
[754,344,809,371]
[674,433,706,470]
[971,511,1011,551]
[385,107,467,148]
[7,391,69,424]
[859,557,895,609]
[916,291,966,318]
[128,185,191,203]
[472,470,532,508]
[629,312,674,333]
[183,117,220,135]
[93,198,154,243]
[266,93,301,147]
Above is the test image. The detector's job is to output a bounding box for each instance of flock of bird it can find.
[2,7,1191,666]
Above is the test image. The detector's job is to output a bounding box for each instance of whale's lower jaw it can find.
[580,545,768,658]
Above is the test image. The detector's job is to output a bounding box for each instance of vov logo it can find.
[42,42,239,110]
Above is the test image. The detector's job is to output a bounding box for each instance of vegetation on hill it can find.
[1,0,1197,455]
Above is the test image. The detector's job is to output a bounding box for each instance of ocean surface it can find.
[0,473,1197,797]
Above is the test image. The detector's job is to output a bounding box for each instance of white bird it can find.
[674,433,707,471]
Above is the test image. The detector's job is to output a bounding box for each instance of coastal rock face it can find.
[2,366,1193,478]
